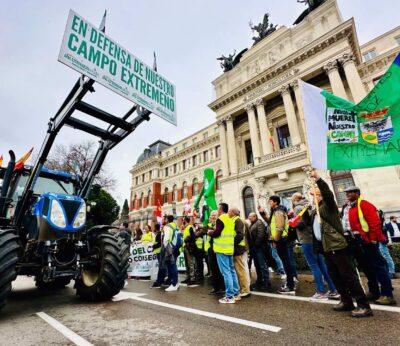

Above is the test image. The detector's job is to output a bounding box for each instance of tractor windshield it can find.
[14,174,75,198]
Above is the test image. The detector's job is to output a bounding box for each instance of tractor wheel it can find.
[0,229,20,311]
[75,232,127,301]
[35,275,71,289]
[112,237,130,294]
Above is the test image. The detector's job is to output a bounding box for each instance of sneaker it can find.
[234,295,242,301]
[294,277,299,283]
[351,307,373,318]
[280,273,287,281]
[310,292,329,300]
[277,287,295,295]
[365,292,380,301]
[150,282,162,289]
[268,267,274,273]
[186,280,196,286]
[240,292,251,298]
[181,279,189,284]
[165,284,179,292]
[327,291,341,300]
[374,295,397,306]
[219,297,235,304]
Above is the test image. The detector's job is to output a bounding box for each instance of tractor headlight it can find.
[50,199,66,228]
[73,202,86,228]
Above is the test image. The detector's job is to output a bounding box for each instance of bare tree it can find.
[44,140,117,191]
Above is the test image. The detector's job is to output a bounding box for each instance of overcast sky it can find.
[0,0,399,206]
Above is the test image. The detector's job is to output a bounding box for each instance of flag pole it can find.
[296,80,321,223]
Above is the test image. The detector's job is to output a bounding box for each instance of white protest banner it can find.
[128,243,158,277]
[58,10,177,126]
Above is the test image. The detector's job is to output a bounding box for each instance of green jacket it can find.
[302,178,347,253]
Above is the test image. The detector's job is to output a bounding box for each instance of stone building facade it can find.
[129,0,400,227]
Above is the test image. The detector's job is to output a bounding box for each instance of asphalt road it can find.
[0,274,399,346]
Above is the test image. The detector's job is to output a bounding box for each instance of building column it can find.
[225,115,238,174]
[217,119,230,176]
[255,98,273,155]
[340,53,367,103]
[245,103,261,165]
[323,60,347,99]
[291,79,306,140]
[279,85,301,145]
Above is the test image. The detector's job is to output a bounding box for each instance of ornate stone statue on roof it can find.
[249,13,277,46]
[217,48,248,73]
[293,0,326,25]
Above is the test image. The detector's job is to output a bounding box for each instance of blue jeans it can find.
[270,244,284,272]
[254,247,270,286]
[216,253,239,298]
[287,244,298,278]
[301,243,336,294]
[379,243,395,276]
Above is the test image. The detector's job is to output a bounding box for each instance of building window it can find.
[182,182,188,199]
[173,163,177,174]
[192,155,197,166]
[277,124,291,149]
[396,36,400,46]
[215,145,221,158]
[165,151,170,157]
[174,147,178,153]
[135,177,138,185]
[132,195,137,209]
[183,142,187,149]
[149,170,152,179]
[192,137,197,144]
[203,150,209,162]
[330,170,356,206]
[182,160,186,171]
[245,139,253,164]
[172,185,178,202]
[147,190,152,206]
[193,178,199,196]
[243,186,255,218]
[214,127,218,134]
[139,192,144,208]
[165,167,169,177]
[363,49,377,62]
[216,170,223,190]
[142,173,145,182]
[163,188,169,204]
[203,132,208,140]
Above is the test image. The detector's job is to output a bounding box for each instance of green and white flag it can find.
[301,54,400,170]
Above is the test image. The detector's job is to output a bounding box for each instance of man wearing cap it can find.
[342,186,396,306]
[304,169,372,317]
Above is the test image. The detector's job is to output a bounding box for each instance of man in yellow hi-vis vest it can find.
[229,207,251,298]
[208,203,240,304]
[342,186,395,306]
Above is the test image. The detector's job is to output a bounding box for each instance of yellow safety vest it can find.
[204,222,212,253]
[165,222,177,243]
[271,212,289,239]
[357,198,369,233]
[153,232,161,254]
[232,216,246,247]
[141,232,153,244]
[183,225,192,247]
[213,214,235,255]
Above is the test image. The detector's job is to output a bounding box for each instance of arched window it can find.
[132,194,137,210]
[182,182,188,199]
[172,184,178,202]
[215,170,223,191]
[243,186,255,218]
[163,188,169,204]
[192,178,199,196]
[330,170,355,206]
[147,190,152,206]
[139,192,144,208]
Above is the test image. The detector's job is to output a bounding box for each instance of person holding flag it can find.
[302,169,372,317]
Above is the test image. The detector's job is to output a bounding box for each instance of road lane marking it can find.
[36,312,93,346]
[250,292,400,313]
[113,292,281,333]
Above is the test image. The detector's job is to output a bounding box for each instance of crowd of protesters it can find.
[119,169,398,317]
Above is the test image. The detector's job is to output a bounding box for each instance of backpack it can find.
[170,225,183,251]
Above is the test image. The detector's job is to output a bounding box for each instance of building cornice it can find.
[358,46,400,79]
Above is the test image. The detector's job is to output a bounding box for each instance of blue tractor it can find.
[0,75,152,310]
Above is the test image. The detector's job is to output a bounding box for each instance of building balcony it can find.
[259,143,306,164]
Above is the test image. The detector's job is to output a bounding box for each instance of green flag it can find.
[301,54,400,169]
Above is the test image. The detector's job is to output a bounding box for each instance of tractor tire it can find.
[112,237,130,294]
[35,276,71,289]
[75,232,127,301]
[0,229,20,311]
